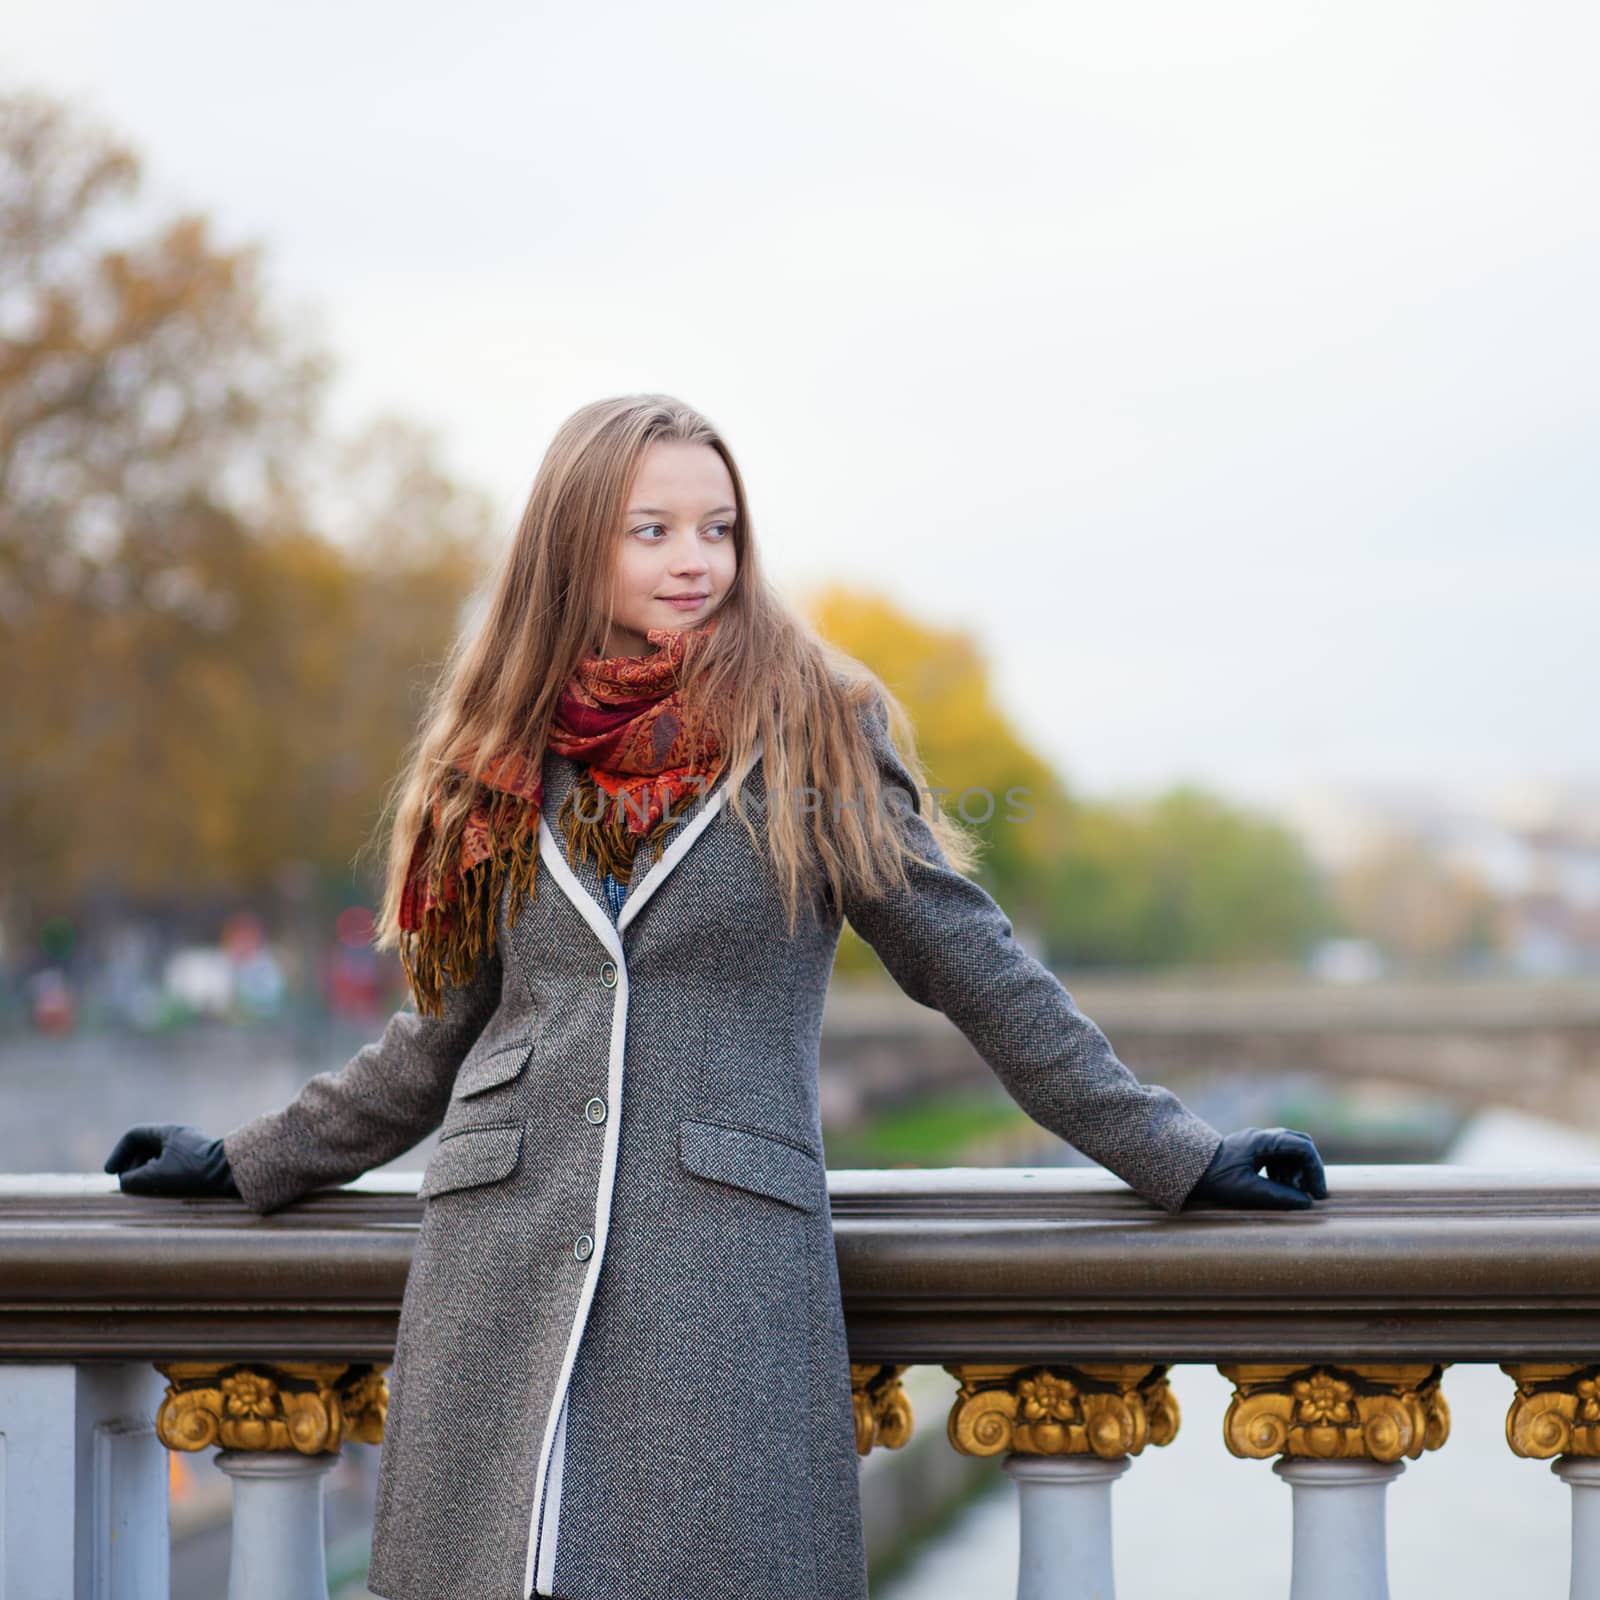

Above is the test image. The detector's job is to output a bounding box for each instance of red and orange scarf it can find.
[399,618,729,1015]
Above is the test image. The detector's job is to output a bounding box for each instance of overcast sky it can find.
[7,0,1597,820]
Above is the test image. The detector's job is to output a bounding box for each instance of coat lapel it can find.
[536,753,609,926]
[536,738,763,943]
[617,735,761,931]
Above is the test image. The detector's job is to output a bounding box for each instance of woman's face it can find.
[600,440,739,656]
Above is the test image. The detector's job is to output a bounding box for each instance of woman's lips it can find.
[661,594,708,610]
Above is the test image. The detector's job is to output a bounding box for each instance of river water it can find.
[875,1105,1597,1600]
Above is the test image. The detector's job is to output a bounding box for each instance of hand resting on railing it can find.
[100,1119,1326,1212]
[1183,1125,1327,1210]
[104,1123,242,1199]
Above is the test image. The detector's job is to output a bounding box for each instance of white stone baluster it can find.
[1221,1362,1450,1600]
[1273,1457,1405,1600]
[1503,1363,1600,1600]
[215,1448,341,1600]
[1553,1457,1600,1599]
[154,1359,387,1600]
[1005,1453,1131,1600]
[944,1360,1181,1600]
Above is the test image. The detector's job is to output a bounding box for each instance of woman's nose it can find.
[668,532,709,573]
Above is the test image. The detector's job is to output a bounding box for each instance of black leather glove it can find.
[104,1123,242,1199]
[1184,1126,1327,1211]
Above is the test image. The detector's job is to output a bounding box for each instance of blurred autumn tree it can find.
[0,80,1342,978]
[806,584,1068,942]
[0,86,493,943]
[807,585,1337,974]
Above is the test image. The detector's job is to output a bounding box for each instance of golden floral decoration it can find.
[155,1361,390,1455]
[944,1362,1180,1460]
[1220,1362,1450,1463]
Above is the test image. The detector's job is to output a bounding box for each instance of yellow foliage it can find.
[805,583,1073,860]
[804,584,1078,977]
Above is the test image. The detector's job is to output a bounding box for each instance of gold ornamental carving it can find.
[1503,1363,1600,1458]
[155,1361,389,1455]
[1219,1362,1450,1463]
[943,1362,1180,1460]
[851,1362,912,1454]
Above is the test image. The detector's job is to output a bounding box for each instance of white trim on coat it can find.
[522,741,758,1599]
[526,816,624,1598]
[540,1392,569,1585]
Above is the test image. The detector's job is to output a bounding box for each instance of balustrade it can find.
[4,1165,1600,1598]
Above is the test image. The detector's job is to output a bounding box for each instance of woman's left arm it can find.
[838,690,1321,1215]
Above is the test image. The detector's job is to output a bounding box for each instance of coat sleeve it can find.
[221,944,503,1215]
[838,691,1224,1214]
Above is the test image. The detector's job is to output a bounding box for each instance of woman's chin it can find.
[656,603,718,628]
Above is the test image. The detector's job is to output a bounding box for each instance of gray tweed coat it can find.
[221,690,1224,1600]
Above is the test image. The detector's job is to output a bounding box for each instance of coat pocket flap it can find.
[678,1119,822,1214]
[452,1036,536,1100]
[419,1124,523,1200]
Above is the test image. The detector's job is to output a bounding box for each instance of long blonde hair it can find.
[371,394,979,997]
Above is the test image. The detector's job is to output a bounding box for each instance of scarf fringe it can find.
[557,771,687,886]
[399,777,700,1017]
[400,736,720,1011]
[400,788,542,1019]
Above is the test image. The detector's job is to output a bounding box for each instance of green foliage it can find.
[1043,785,1337,967]
[811,586,1338,974]
[821,1091,1039,1168]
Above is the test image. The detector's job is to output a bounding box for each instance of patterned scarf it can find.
[398,616,729,1015]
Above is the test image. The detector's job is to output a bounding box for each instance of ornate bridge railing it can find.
[3,1165,1599,1599]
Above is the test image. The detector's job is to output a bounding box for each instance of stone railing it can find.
[4,1165,1600,1598]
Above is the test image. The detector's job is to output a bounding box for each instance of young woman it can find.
[106,394,1327,1600]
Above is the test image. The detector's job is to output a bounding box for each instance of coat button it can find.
[600,960,618,988]
[584,1096,607,1124]
[574,1234,595,1261]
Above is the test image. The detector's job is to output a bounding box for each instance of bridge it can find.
[5,1165,1600,1599]
[821,975,1600,1132]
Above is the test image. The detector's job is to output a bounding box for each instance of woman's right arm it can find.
[836,689,1324,1214]
[220,944,503,1214]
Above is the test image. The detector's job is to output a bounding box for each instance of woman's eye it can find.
[632,522,733,540]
